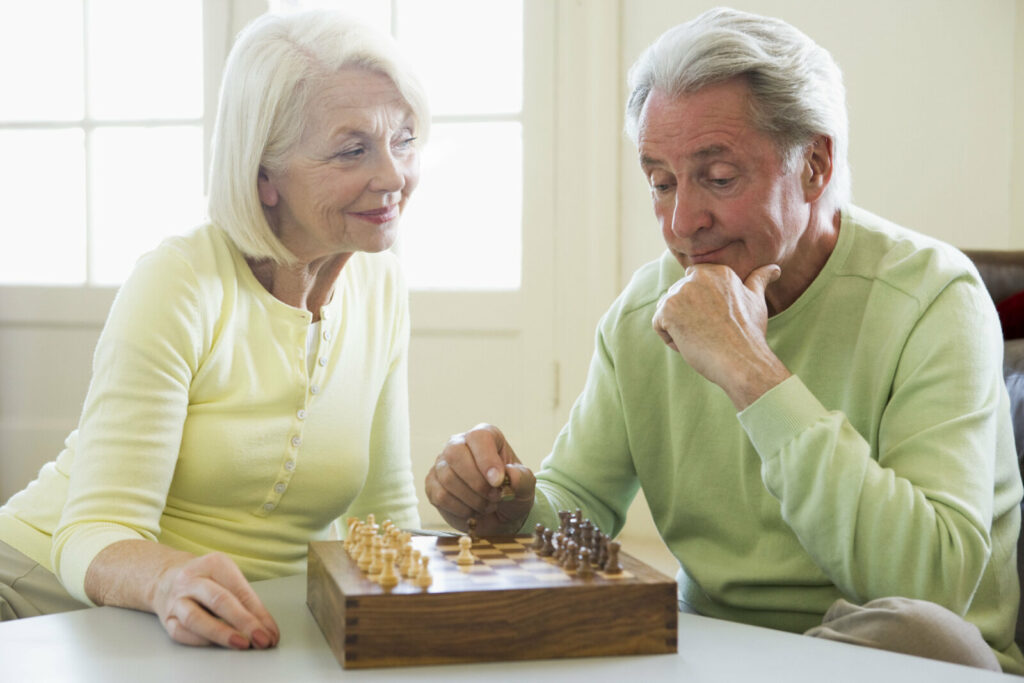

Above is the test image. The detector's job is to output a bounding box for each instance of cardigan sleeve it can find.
[738,276,1008,612]
[51,244,204,604]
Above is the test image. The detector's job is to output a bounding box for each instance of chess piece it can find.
[344,517,360,553]
[540,528,555,556]
[415,556,433,587]
[604,540,622,575]
[368,536,384,579]
[577,547,594,578]
[553,531,566,561]
[406,549,422,578]
[532,523,546,550]
[357,527,374,571]
[378,549,399,588]
[399,543,414,577]
[456,534,476,565]
[595,533,607,569]
[467,517,478,542]
[558,510,570,533]
[563,540,578,571]
[499,473,514,501]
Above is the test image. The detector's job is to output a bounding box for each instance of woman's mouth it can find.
[352,205,400,225]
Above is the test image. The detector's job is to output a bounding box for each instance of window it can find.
[1,0,523,292]
[0,0,206,286]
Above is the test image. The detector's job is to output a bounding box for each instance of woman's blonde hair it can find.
[207,10,429,264]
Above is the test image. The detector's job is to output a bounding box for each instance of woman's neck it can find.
[247,253,351,321]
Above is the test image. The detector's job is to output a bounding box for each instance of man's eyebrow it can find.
[693,144,729,159]
[641,144,732,169]
[640,154,662,170]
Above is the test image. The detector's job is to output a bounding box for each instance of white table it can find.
[0,573,1011,682]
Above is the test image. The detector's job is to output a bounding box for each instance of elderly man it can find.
[425,7,1023,673]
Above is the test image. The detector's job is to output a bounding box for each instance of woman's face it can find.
[258,68,420,262]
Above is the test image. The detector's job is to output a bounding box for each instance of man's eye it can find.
[649,177,674,193]
[709,177,734,187]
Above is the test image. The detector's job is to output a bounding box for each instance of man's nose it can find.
[669,187,710,239]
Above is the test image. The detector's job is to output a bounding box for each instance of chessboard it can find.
[306,520,678,669]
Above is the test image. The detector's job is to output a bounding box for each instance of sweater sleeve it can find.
[738,277,1005,612]
[525,319,641,537]
[51,245,203,604]
[342,262,420,532]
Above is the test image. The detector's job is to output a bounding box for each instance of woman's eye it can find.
[339,147,364,159]
[393,135,417,151]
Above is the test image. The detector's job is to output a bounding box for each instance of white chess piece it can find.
[456,535,475,566]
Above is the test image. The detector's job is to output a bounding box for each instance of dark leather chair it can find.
[961,249,1024,648]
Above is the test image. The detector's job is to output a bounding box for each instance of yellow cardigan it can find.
[0,224,420,604]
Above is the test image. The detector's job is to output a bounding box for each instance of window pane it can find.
[395,0,522,115]
[88,0,203,120]
[0,130,86,284]
[90,126,205,285]
[398,122,521,290]
[0,1,83,121]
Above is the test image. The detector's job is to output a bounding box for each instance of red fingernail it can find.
[252,629,270,649]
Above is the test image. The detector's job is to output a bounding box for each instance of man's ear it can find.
[257,167,279,207]
[802,135,833,203]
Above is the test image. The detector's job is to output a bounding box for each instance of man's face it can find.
[637,78,811,281]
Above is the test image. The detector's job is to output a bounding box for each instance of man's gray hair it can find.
[207,9,429,265]
[625,7,850,209]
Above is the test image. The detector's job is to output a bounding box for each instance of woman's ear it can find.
[257,167,279,207]
[802,136,834,203]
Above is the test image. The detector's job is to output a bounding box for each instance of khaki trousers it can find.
[805,596,1002,672]
[0,540,87,620]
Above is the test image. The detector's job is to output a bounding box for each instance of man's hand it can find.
[424,423,536,536]
[652,263,790,410]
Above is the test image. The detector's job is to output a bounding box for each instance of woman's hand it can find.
[84,540,279,649]
[150,552,280,649]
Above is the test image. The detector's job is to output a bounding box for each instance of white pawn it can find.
[378,549,399,588]
[368,536,384,579]
[456,535,475,566]
[357,527,374,571]
[400,544,414,577]
[406,549,422,578]
[415,556,433,587]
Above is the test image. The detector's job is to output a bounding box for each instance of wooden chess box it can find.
[306,535,678,669]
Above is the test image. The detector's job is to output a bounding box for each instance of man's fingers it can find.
[429,456,491,514]
[463,424,513,486]
[744,263,781,295]
[504,463,536,501]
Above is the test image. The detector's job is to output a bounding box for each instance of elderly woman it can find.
[0,10,426,650]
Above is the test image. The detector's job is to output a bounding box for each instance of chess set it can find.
[306,511,679,669]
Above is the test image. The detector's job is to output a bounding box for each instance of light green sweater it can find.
[0,224,420,605]
[525,206,1024,672]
